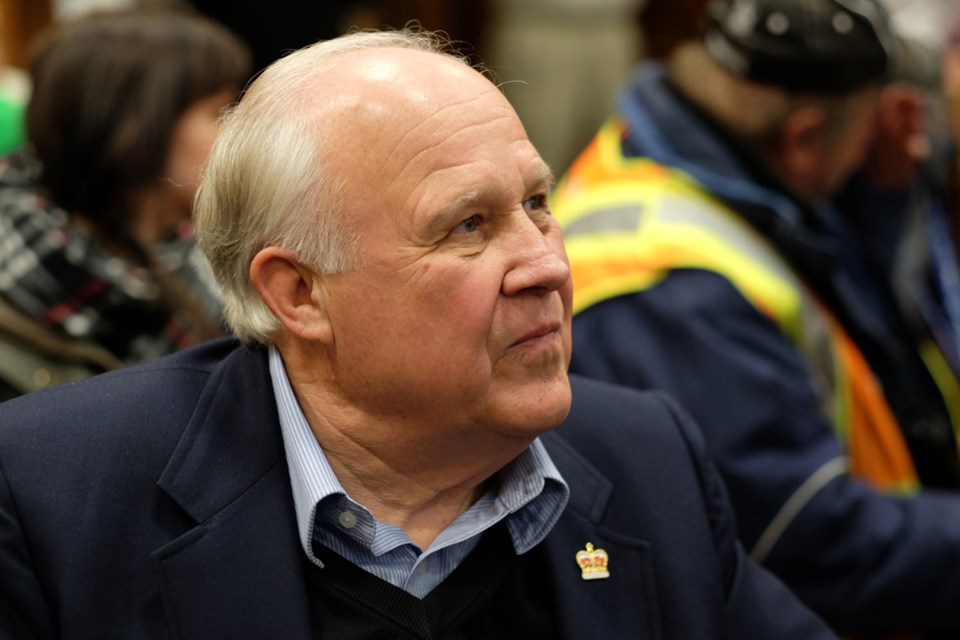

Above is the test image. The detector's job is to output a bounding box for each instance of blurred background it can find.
[1,0,957,176]
[0,0,717,175]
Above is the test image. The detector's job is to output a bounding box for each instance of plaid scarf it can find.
[0,151,223,364]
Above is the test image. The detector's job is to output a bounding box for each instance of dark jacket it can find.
[0,151,224,400]
[566,62,960,634]
[0,338,832,638]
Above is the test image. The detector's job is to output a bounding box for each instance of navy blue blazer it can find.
[0,338,833,638]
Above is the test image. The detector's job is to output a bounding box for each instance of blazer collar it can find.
[542,427,663,639]
[157,343,282,522]
[152,344,656,638]
[154,343,313,639]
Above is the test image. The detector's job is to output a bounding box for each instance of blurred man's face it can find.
[817,86,883,198]
[315,49,573,441]
[858,83,930,191]
[163,88,237,229]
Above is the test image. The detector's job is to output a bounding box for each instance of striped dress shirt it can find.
[269,347,570,599]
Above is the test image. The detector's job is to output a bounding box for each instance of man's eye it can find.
[453,214,481,234]
[523,194,548,212]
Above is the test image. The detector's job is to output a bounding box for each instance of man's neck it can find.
[284,362,530,550]
[323,449,491,550]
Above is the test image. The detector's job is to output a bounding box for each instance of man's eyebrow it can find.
[447,189,482,213]
[426,190,482,237]
[533,164,556,190]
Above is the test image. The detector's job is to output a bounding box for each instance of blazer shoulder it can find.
[0,338,248,469]
[549,376,716,522]
[562,374,708,458]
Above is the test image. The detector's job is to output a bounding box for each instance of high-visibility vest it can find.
[553,117,960,496]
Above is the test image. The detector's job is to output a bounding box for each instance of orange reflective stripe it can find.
[568,251,666,315]
[831,317,919,493]
[567,238,791,323]
[556,117,669,204]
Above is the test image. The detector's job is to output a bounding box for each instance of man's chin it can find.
[491,374,572,436]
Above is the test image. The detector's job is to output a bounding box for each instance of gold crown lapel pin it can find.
[575,542,610,580]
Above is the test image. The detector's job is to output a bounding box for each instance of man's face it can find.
[818,87,883,197]
[314,50,573,440]
[858,83,929,190]
[164,88,237,224]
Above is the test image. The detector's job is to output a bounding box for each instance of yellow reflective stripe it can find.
[559,169,803,336]
[830,333,852,445]
[566,237,668,315]
[884,478,922,496]
[555,119,803,332]
[555,124,921,492]
[919,341,960,453]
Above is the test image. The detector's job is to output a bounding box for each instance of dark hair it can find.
[25,3,252,255]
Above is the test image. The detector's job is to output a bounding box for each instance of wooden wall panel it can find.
[0,0,53,69]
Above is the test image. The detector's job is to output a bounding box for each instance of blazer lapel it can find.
[147,346,660,638]
[542,433,663,640]
[152,345,312,639]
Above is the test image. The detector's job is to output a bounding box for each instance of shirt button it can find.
[417,560,428,575]
[338,511,357,529]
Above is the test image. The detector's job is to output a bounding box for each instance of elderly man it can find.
[0,30,832,638]
[552,0,960,635]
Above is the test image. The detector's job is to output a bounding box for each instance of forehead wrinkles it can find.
[394,105,521,176]
[335,82,522,197]
[394,104,532,216]
[318,50,493,144]
[364,75,517,167]
[313,49,531,223]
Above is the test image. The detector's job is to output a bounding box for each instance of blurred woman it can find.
[0,3,251,399]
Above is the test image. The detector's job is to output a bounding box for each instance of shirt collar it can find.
[267,346,569,562]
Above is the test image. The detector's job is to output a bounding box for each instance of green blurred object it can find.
[0,92,24,155]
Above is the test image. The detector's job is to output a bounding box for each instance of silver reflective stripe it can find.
[657,193,798,286]
[562,189,800,289]
[562,205,643,238]
[573,190,839,405]
[750,456,850,563]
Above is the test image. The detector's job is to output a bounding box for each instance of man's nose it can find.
[501,221,571,296]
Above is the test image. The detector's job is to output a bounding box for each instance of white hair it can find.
[194,29,469,344]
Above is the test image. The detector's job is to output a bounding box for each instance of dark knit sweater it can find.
[306,524,558,639]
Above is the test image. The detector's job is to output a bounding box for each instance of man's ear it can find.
[778,105,827,198]
[861,83,928,189]
[249,246,333,344]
